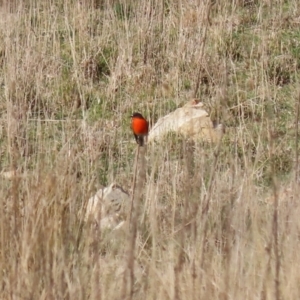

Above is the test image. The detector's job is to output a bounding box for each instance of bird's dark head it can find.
[131,112,144,119]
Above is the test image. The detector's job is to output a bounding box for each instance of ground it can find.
[0,1,299,299]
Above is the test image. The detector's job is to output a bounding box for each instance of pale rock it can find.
[85,183,130,231]
[148,100,223,143]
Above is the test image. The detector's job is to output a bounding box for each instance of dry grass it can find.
[0,0,300,299]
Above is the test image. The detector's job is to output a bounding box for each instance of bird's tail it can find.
[137,135,144,146]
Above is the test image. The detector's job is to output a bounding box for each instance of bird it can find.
[131,112,149,146]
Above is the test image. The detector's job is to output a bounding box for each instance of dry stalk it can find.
[90,194,102,300]
[295,92,300,182]
[268,121,281,300]
[271,156,281,300]
[129,146,140,223]
[193,1,212,98]
[198,139,223,298]
[121,144,146,299]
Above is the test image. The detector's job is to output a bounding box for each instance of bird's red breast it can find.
[131,112,149,146]
[131,117,149,135]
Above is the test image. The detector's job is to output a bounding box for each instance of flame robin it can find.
[131,112,149,146]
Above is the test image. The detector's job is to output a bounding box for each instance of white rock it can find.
[148,100,223,143]
[85,183,130,231]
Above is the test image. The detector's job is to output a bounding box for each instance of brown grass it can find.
[0,0,300,299]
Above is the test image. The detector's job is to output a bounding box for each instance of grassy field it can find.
[1,0,300,299]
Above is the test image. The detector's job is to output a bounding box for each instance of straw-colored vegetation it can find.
[0,0,300,299]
